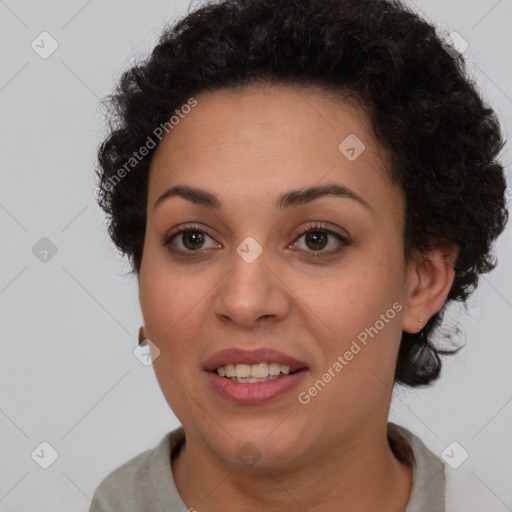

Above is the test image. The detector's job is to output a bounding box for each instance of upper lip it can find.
[204,347,308,372]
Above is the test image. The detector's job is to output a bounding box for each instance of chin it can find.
[200,418,310,469]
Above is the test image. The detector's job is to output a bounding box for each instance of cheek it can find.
[138,246,228,395]
[139,234,209,334]
[139,273,209,354]
[295,275,403,424]
[292,249,405,391]
[296,250,404,335]
[138,263,213,417]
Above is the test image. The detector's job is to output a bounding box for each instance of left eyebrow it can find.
[153,183,374,213]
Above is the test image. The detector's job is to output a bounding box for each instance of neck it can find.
[172,421,412,512]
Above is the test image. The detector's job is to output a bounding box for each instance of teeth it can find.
[231,375,279,383]
[225,364,236,377]
[251,363,269,378]
[215,362,296,380]
[269,362,281,376]
[237,364,251,378]
[280,364,290,375]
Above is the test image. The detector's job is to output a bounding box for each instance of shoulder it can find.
[388,422,445,512]
[89,447,155,511]
[89,428,186,512]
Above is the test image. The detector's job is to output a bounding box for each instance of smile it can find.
[204,347,309,404]
[215,362,297,382]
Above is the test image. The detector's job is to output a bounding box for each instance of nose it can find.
[213,246,291,330]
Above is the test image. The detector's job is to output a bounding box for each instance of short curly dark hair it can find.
[95,0,508,388]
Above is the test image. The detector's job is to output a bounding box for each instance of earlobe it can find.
[402,242,459,334]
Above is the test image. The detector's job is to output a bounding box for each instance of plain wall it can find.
[0,0,511,510]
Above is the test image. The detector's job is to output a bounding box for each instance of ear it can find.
[402,242,460,334]
[138,326,147,346]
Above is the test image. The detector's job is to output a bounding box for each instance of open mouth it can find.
[204,348,309,403]
[214,362,304,383]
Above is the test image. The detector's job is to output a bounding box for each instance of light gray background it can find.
[1,1,511,510]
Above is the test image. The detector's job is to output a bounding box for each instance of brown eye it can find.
[292,223,350,258]
[303,231,329,251]
[180,230,206,250]
[164,225,222,254]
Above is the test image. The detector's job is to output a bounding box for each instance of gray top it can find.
[89,422,445,512]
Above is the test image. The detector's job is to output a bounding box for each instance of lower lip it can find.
[205,369,308,405]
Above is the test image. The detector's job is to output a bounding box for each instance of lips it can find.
[203,347,309,404]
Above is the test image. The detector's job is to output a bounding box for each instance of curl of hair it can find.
[96,0,508,387]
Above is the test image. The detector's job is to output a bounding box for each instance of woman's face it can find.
[139,85,415,468]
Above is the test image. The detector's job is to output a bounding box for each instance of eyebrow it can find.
[153,183,374,212]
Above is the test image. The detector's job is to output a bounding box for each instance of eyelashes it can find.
[288,223,350,257]
[164,223,221,253]
[163,221,351,258]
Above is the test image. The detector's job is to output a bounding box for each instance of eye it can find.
[291,222,350,257]
[164,224,221,253]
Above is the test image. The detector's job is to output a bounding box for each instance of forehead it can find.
[147,85,401,217]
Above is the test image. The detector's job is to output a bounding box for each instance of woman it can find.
[90,0,508,510]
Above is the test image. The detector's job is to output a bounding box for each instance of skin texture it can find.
[138,85,458,511]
